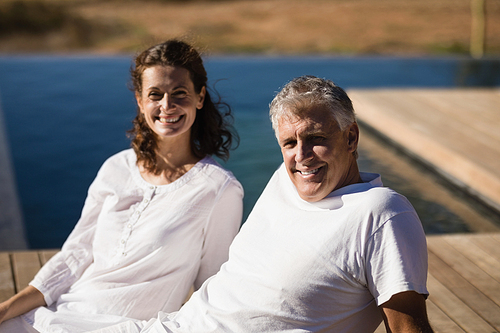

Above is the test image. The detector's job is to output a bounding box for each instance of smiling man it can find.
[92,76,433,333]
[277,102,362,202]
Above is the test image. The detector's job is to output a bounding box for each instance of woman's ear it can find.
[197,86,206,109]
[135,92,144,113]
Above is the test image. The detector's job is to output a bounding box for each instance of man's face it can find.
[277,104,360,202]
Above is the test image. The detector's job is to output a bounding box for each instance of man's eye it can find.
[282,140,296,148]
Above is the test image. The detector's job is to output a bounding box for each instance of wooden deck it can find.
[0,249,58,299]
[348,88,500,213]
[350,88,500,331]
[1,233,499,332]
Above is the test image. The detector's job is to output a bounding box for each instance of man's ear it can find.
[347,122,360,153]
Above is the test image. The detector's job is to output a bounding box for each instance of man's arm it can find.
[379,291,434,333]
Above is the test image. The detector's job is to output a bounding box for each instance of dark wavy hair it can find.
[129,39,238,174]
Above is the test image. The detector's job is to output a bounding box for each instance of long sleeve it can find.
[194,178,243,289]
[29,169,106,306]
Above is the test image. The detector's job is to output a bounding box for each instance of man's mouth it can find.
[158,115,183,124]
[298,167,320,175]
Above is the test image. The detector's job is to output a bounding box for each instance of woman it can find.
[0,40,243,332]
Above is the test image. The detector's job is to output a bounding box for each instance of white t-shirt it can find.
[22,149,243,333]
[92,164,429,333]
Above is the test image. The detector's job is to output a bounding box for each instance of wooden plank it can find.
[491,233,500,244]
[414,91,500,154]
[426,299,466,333]
[427,273,497,333]
[468,233,500,262]
[39,249,58,266]
[427,248,500,331]
[11,251,42,293]
[0,252,15,301]
[421,90,500,140]
[441,234,500,283]
[427,237,500,309]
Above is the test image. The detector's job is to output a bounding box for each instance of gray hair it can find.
[269,75,356,137]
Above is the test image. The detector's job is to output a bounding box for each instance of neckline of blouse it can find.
[131,154,212,193]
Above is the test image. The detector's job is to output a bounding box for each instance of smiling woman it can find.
[134,65,205,184]
[0,39,244,333]
[129,40,238,179]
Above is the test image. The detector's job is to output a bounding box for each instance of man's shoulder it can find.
[349,184,416,219]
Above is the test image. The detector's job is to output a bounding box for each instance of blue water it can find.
[1,55,499,248]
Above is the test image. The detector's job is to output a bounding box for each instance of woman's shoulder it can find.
[86,149,137,194]
[96,148,136,176]
[196,156,242,189]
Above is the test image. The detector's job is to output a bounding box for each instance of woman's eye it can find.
[148,92,163,99]
[172,90,188,98]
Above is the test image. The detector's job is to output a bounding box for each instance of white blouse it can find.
[24,149,243,332]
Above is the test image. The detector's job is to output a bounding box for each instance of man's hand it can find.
[380,291,434,333]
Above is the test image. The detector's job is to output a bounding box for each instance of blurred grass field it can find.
[0,0,499,56]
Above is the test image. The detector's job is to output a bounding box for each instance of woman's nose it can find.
[160,94,172,110]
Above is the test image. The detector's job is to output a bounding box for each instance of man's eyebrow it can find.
[279,137,291,144]
[279,135,295,145]
[302,128,328,137]
[305,129,325,135]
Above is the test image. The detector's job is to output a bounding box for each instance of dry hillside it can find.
[0,0,499,55]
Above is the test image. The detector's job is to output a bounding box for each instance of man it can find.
[95,76,433,333]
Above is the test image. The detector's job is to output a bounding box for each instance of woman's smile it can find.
[158,115,183,124]
[136,65,205,143]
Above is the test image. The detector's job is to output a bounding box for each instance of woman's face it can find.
[136,65,205,142]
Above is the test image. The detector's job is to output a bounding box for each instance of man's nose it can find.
[295,141,314,162]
